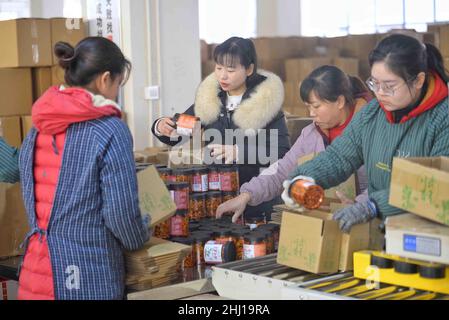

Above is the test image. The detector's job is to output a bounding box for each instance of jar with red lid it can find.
[231,230,250,260]
[172,113,200,137]
[219,166,239,192]
[243,233,267,260]
[191,167,209,193]
[192,233,211,266]
[258,224,280,252]
[208,166,221,191]
[170,210,189,237]
[289,179,324,210]
[204,240,236,265]
[189,193,206,221]
[214,230,235,244]
[173,168,194,192]
[245,216,266,230]
[206,191,222,218]
[168,182,190,210]
[158,167,175,183]
[153,219,171,239]
[222,191,239,204]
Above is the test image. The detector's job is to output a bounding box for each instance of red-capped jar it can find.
[191,167,209,193]
[208,166,221,191]
[168,182,190,210]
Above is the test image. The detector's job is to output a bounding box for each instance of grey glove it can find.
[333,200,378,233]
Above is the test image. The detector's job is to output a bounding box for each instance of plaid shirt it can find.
[0,138,19,183]
[19,117,149,300]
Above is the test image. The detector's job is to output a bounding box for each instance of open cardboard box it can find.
[277,210,342,274]
[277,203,384,273]
[386,213,449,265]
[137,165,177,228]
[389,157,449,226]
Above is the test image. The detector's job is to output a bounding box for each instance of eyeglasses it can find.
[365,77,416,97]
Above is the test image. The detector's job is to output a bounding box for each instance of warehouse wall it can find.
[257,0,301,37]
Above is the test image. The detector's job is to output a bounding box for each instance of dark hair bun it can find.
[54,41,76,69]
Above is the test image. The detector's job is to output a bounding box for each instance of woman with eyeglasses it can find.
[283,34,449,233]
[216,65,372,223]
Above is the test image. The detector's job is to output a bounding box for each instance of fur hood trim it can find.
[194,70,284,131]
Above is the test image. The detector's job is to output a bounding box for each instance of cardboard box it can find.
[285,57,332,83]
[260,59,286,81]
[134,147,169,164]
[283,105,310,118]
[330,203,384,271]
[277,210,342,274]
[389,157,449,226]
[0,183,29,258]
[21,116,33,141]
[286,117,313,146]
[0,68,33,117]
[0,117,22,148]
[333,57,359,76]
[0,18,52,68]
[341,34,378,60]
[51,65,66,86]
[137,165,177,228]
[1,280,18,300]
[200,40,210,63]
[32,67,52,101]
[202,60,215,80]
[444,57,449,69]
[437,25,449,57]
[50,18,87,65]
[386,213,449,265]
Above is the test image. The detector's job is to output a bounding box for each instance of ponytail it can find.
[425,43,449,83]
[348,75,371,98]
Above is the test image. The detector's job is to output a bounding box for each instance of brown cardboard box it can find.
[0,18,52,68]
[437,25,449,56]
[134,147,169,164]
[285,57,332,83]
[21,116,33,141]
[200,40,209,63]
[0,68,33,117]
[137,165,177,228]
[202,60,215,80]
[51,65,66,86]
[283,81,300,107]
[0,117,22,148]
[389,157,449,226]
[32,67,52,101]
[330,203,384,271]
[50,18,87,65]
[286,117,313,146]
[386,213,449,265]
[333,57,359,76]
[0,183,29,258]
[444,57,449,69]
[259,59,286,81]
[283,105,310,118]
[277,210,342,274]
[341,34,378,60]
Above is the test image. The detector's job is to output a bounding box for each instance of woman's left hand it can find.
[207,144,238,164]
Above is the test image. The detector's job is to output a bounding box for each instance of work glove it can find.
[281,176,315,209]
[333,200,378,233]
[207,144,238,164]
[216,192,251,223]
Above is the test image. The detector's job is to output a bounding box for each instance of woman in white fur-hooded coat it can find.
[152,37,291,219]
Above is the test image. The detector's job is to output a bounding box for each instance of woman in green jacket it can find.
[0,138,19,183]
[283,34,449,233]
